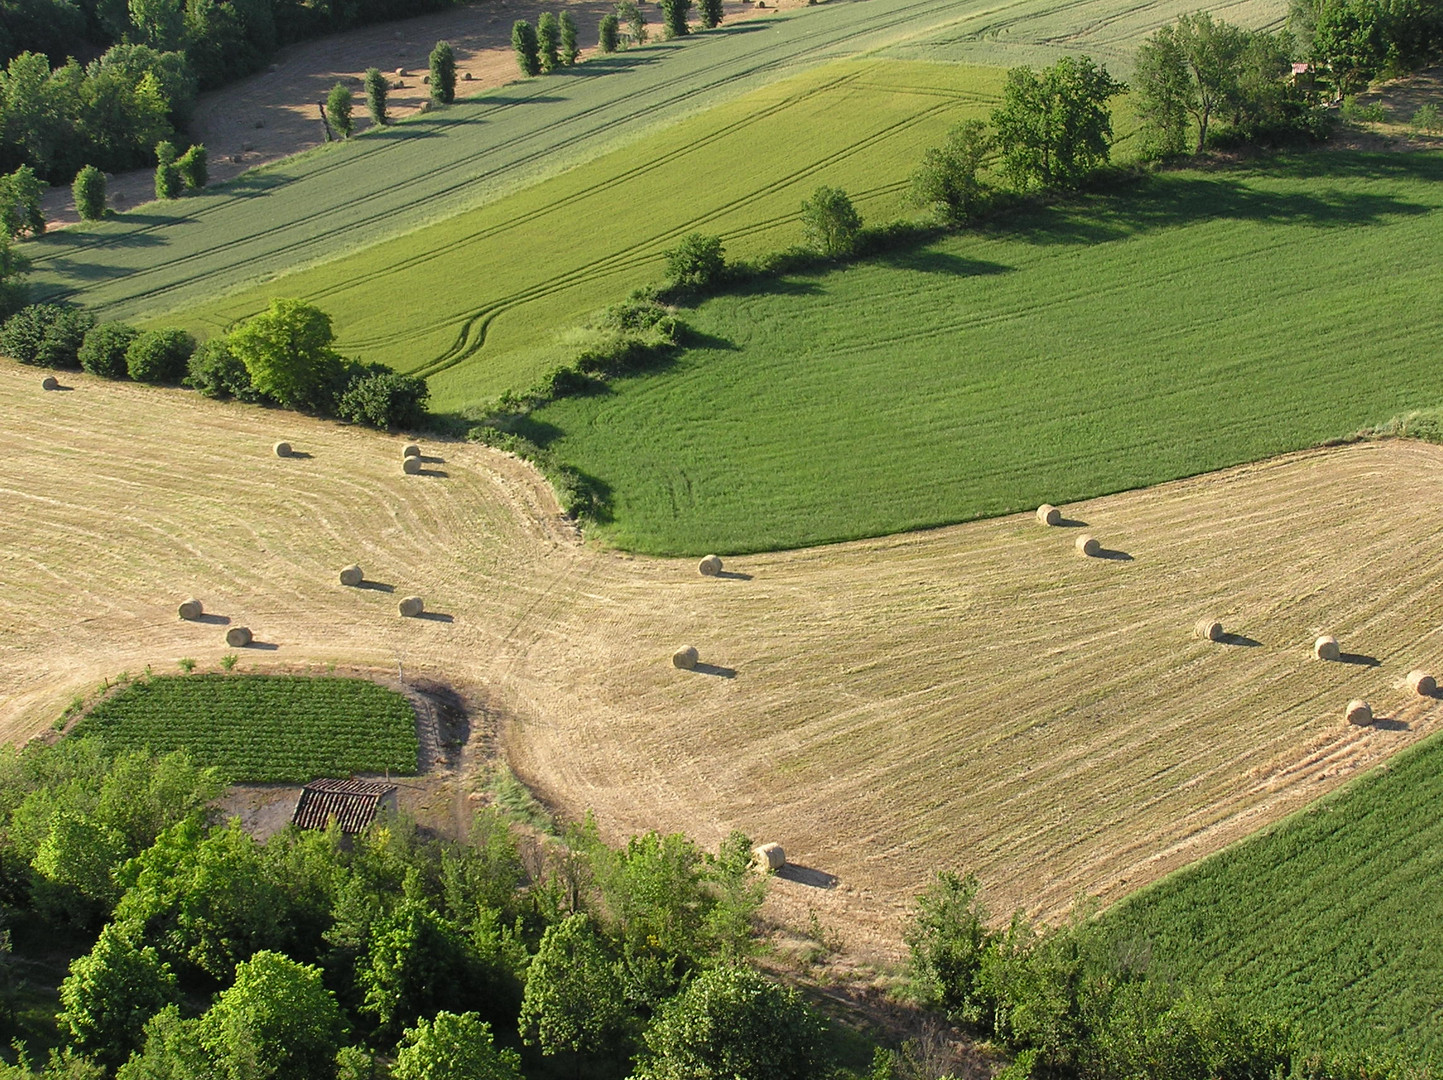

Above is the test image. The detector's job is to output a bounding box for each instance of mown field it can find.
[72,674,418,782]
[524,151,1443,555]
[174,60,1008,408]
[1100,729,1443,1058]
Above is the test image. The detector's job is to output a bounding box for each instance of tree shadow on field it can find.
[778,864,838,889]
[679,327,739,352]
[465,93,567,105]
[872,248,1013,277]
[725,275,826,300]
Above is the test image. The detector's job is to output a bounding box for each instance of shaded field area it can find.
[1100,729,1443,1057]
[166,60,1009,408]
[73,674,418,782]
[3,362,1441,958]
[526,151,1443,555]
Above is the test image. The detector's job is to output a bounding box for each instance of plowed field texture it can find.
[523,151,1443,554]
[72,674,419,782]
[3,363,1441,958]
[1099,728,1443,1057]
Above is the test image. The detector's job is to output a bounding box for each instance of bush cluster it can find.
[0,303,94,367]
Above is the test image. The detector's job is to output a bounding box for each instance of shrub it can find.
[537,13,561,72]
[186,338,259,400]
[325,83,353,140]
[154,141,181,199]
[910,119,992,225]
[1410,103,1442,134]
[430,40,456,104]
[0,165,46,239]
[664,233,725,289]
[800,185,862,256]
[73,165,107,221]
[334,370,431,429]
[599,13,620,52]
[78,322,141,378]
[364,67,388,126]
[512,22,541,76]
[1341,95,1386,123]
[125,327,195,383]
[0,304,94,368]
[176,145,207,190]
[616,1,646,44]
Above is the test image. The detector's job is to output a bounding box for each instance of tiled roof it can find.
[292,778,397,833]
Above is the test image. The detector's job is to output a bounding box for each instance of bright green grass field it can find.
[170,60,1009,410]
[72,674,419,783]
[523,152,1443,555]
[1098,729,1443,1058]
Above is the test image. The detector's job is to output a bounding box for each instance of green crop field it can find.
[522,151,1443,555]
[1097,729,1443,1058]
[72,675,418,783]
[174,60,1009,409]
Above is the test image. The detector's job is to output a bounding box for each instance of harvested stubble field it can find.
[72,674,419,782]
[3,364,1442,960]
[528,151,1443,554]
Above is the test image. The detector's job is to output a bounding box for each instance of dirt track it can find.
[3,362,1441,961]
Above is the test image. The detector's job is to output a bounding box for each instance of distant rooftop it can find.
[292,778,397,833]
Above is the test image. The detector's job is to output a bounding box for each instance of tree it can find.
[537,12,561,72]
[909,118,992,224]
[125,327,194,383]
[115,1004,207,1080]
[0,166,47,238]
[1133,21,1193,157]
[617,0,647,44]
[175,144,207,189]
[0,241,32,322]
[393,1013,522,1080]
[519,914,625,1061]
[699,0,723,29]
[186,337,259,400]
[128,0,185,49]
[0,304,92,368]
[72,165,106,221]
[364,67,387,126]
[1309,0,1388,95]
[195,951,346,1080]
[800,185,861,256]
[153,140,181,199]
[1167,13,1247,151]
[660,0,690,38]
[77,322,138,378]
[326,83,352,138]
[990,55,1123,191]
[429,40,456,104]
[58,924,178,1070]
[905,871,992,1021]
[360,899,479,1040]
[225,297,343,411]
[512,21,541,77]
[664,233,725,289]
[334,370,430,430]
[560,11,581,64]
[631,966,826,1080]
[599,13,620,52]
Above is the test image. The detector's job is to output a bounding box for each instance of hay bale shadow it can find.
[194,613,232,626]
[358,581,395,593]
[47,383,74,391]
[715,570,753,581]
[777,864,837,889]
[416,611,454,623]
[1097,547,1133,561]
[285,451,313,459]
[1339,652,1380,667]
[242,640,279,651]
[1057,517,1088,528]
[691,662,736,679]
[1370,716,1410,731]
[417,468,448,478]
[1219,632,1261,647]
[419,455,445,464]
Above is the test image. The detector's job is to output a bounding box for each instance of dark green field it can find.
[72,675,418,782]
[524,151,1443,554]
[1099,728,1443,1058]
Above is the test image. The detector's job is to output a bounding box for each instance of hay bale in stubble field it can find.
[672,646,698,670]
[178,598,203,620]
[1075,534,1100,557]
[339,565,363,587]
[402,443,421,458]
[402,456,422,474]
[753,842,785,870]
[273,441,292,458]
[398,596,424,617]
[225,626,252,647]
[41,376,59,390]
[1345,699,1372,726]
[1036,504,1061,526]
[1406,670,1436,695]
[1314,636,1340,661]
[1195,618,1224,642]
[698,555,723,576]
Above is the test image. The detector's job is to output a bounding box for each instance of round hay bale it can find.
[402,455,422,475]
[398,595,425,617]
[178,598,203,620]
[672,645,699,670]
[463,71,473,81]
[1195,618,1224,642]
[273,441,292,458]
[225,626,252,648]
[1075,534,1100,557]
[41,375,59,390]
[395,67,406,76]
[1314,635,1340,661]
[1405,669,1436,696]
[339,565,363,587]
[698,554,723,576]
[402,443,421,458]
[1345,699,1372,726]
[752,842,785,871]
[1036,503,1061,526]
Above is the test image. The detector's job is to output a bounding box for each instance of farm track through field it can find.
[4,364,1441,961]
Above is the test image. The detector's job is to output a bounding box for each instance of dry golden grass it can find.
[3,362,1441,960]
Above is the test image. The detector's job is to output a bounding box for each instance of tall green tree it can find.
[518,914,625,1061]
[800,185,861,256]
[127,0,185,50]
[536,12,561,72]
[1165,13,1247,151]
[225,297,343,411]
[909,118,992,224]
[0,165,46,237]
[990,55,1123,191]
[393,1012,522,1080]
[58,924,178,1070]
[699,0,722,29]
[175,144,206,188]
[1133,21,1193,157]
[359,898,479,1040]
[153,139,181,199]
[616,1,647,44]
[429,40,456,104]
[511,21,540,76]
[659,0,690,38]
[905,871,992,1021]
[599,13,620,52]
[363,66,387,125]
[559,10,580,64]
[0,240,31,321]
[72,164,106,220]
[326,82,352,138]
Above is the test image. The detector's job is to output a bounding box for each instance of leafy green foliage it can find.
[363,67,388,126]
[0,165,45,238]
[184,336,258,400]
[175,144,206,189]
[58,923,177,1069]
[559,11,580,65]
[226,297,343,411]
[659,0,690,39]
[511,20,540,77]
[153,140,181,199]
[429,40,456,104]
[909,118,991,224]
[537,13,561,73]
[124,326,194,383]
[699,0,723,30]
[800,185,861,256]
[71,675,419,783]
[78,322,139,378]
[71,166,106,221]
[905,871,990,1021]
[334,369,431,429]
[519,914,625,1058]
[0,303,92,367]
[0,238,29,321]
[991,55,1122,191]
[327,83,353,139]
[616,0,646,45]
[360,899,483,1039]
[393,1012,522,1080]
[599,13,620,52]
[664,233,725,289]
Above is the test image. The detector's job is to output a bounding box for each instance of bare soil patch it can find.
[3,363,1441,966]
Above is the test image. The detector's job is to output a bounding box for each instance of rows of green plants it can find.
[71,675,418,782]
